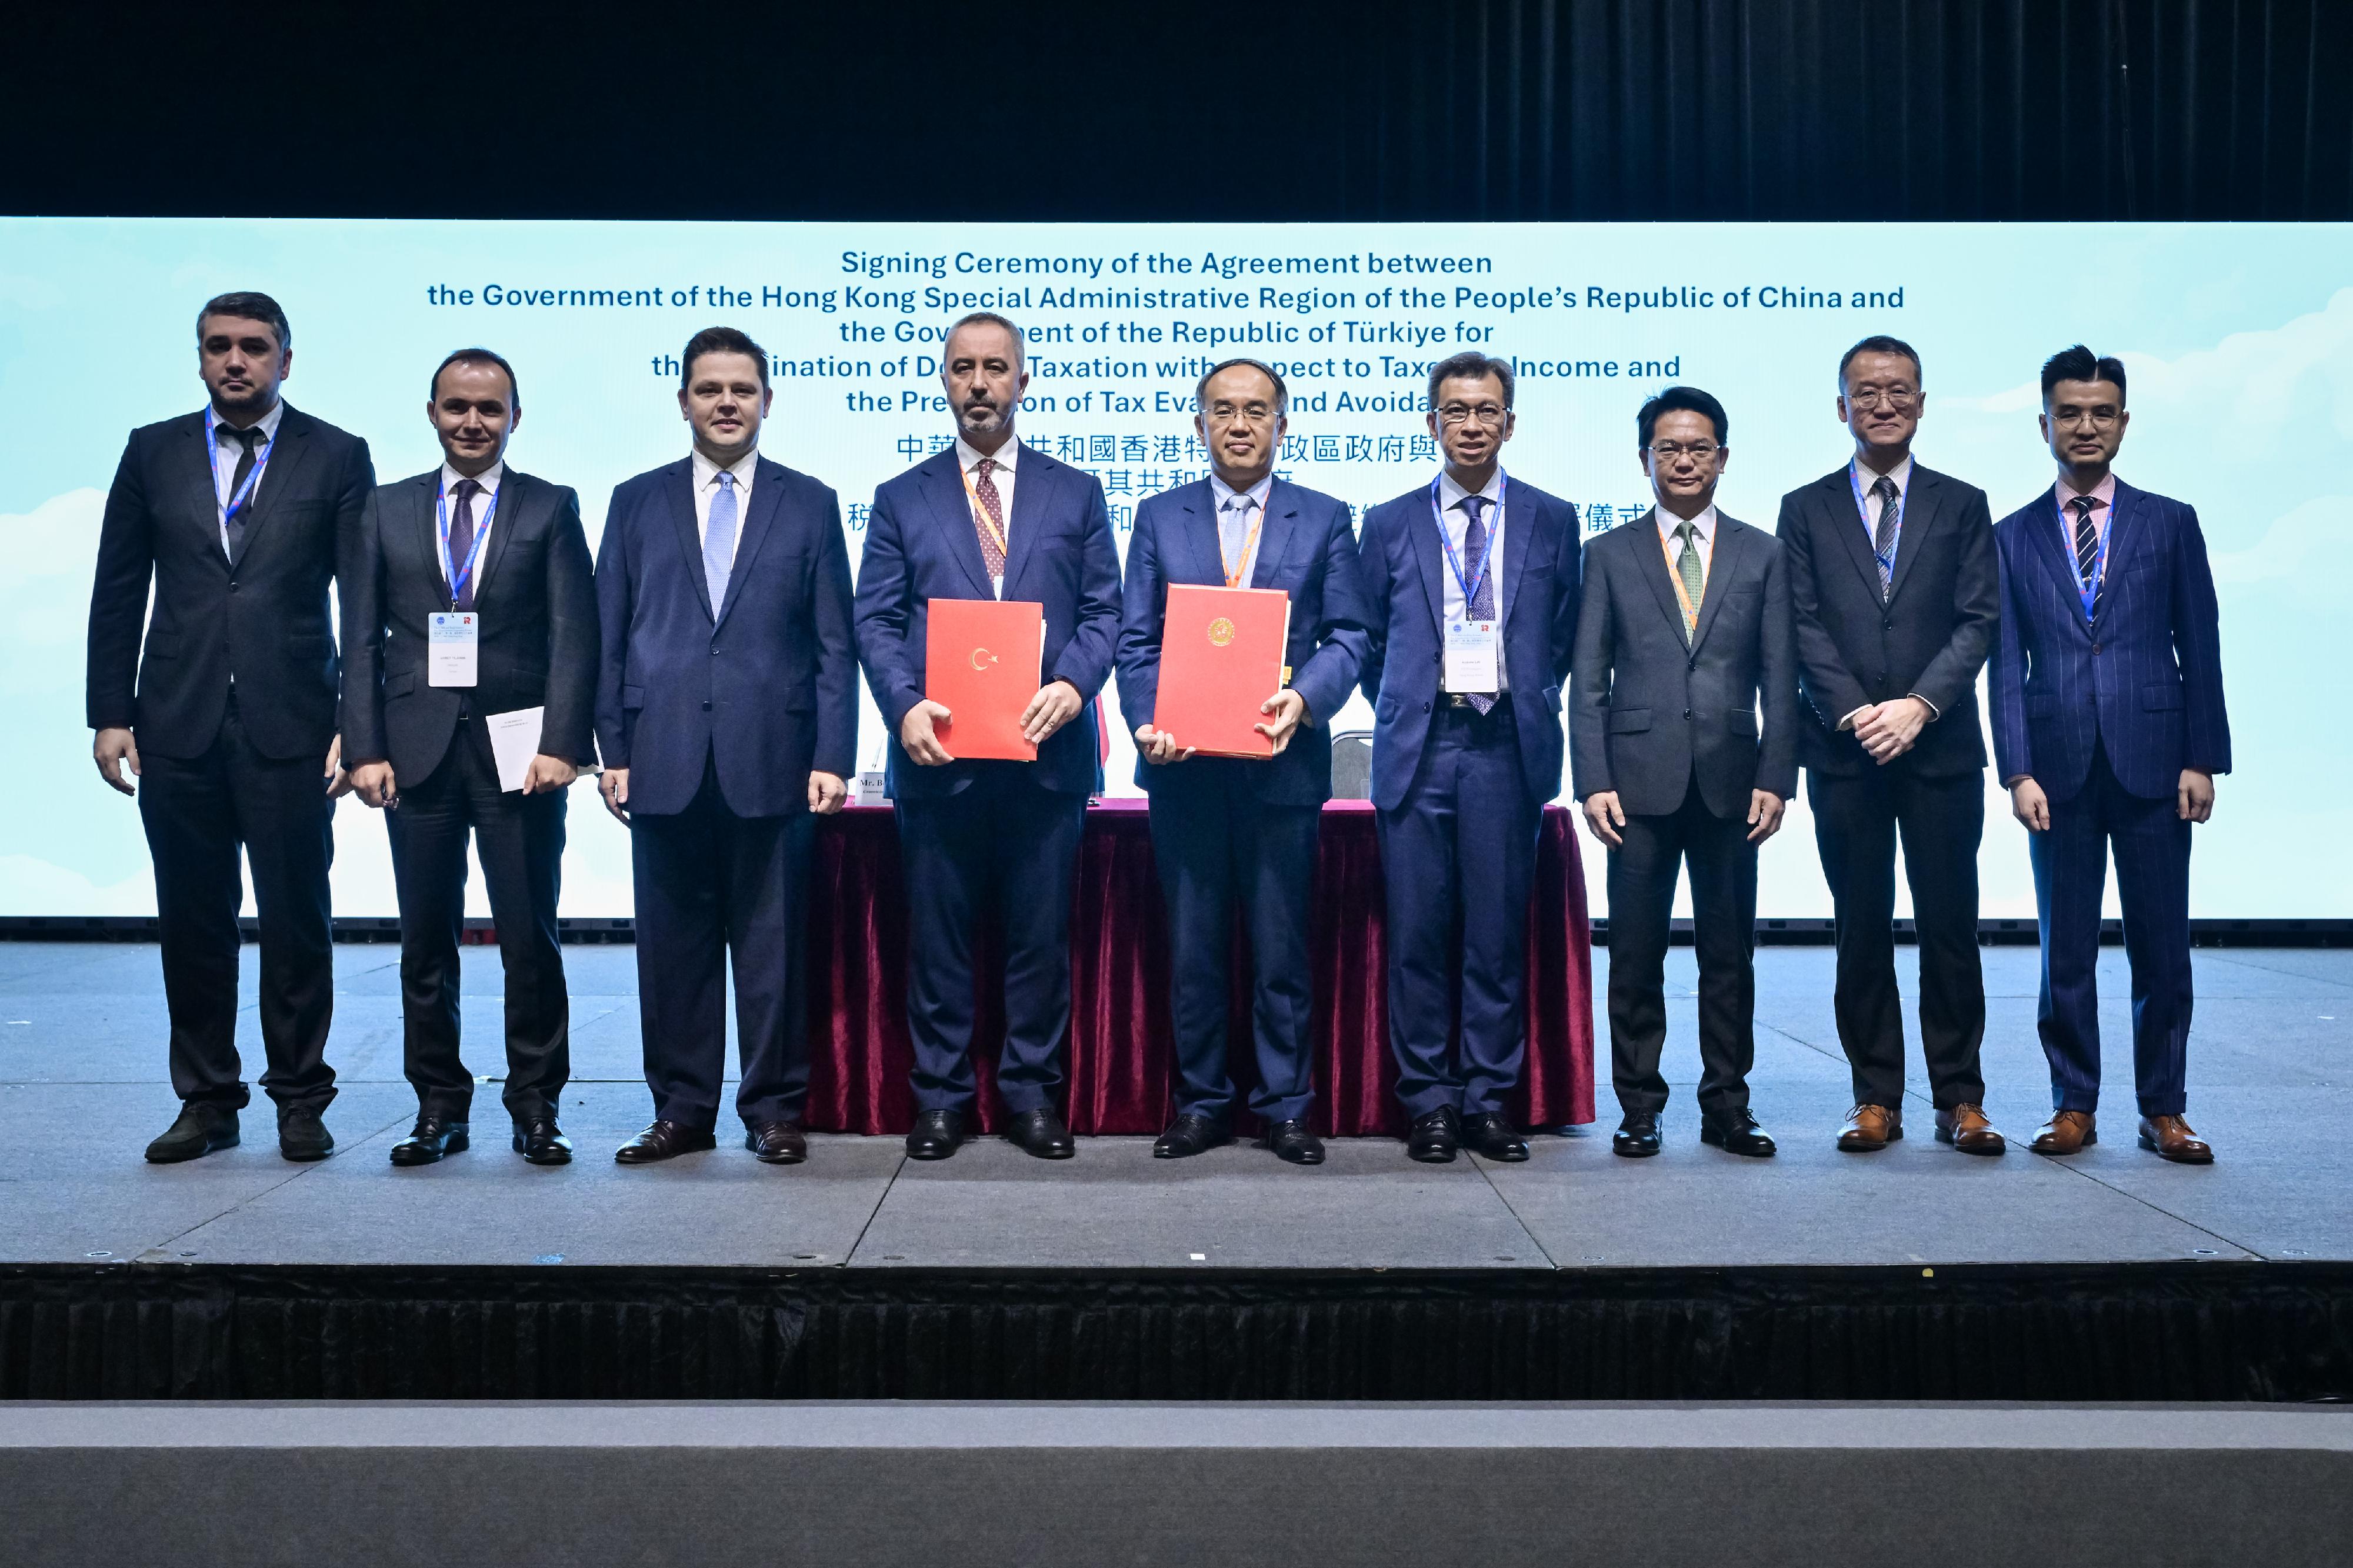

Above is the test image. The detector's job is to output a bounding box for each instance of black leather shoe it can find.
[1407,1106,1459,1163]
[1461,1112,1529,1162]
[1266,1119,1325,1166]
[1700,1109,1777,1157]
[905,1108,963,1160]
[389,1116,468,1167]
[745,1120,808,1165]
[613,1120,718,1164]
[145,1103,238,1163]
[1153,1113,1230,1159]
[1612,1112,1662,1157]
[513,1119,573,1165]
[1005,1105,1076,1159]
[278,1105,334,1162]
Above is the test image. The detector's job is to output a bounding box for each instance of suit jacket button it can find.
[1684,708,1693,719]
[1421,701,1431,713]
[1882,620,1892,631]
[701,700,712,712]
[2091,643,2103,655]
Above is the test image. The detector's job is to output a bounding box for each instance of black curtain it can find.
[3,1,2345,221]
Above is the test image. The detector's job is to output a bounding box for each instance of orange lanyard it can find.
[1659,523,1706,625]
[1219,491,1267,589]
[959,462,1009,561]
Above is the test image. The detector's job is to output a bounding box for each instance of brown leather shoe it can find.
[2138,1114,2214,1165]
[1935,1103,2006,1155]
[2029,1110,2097,1155]
[1837,1103,1901,1152]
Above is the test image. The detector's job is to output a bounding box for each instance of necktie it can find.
[219,425,261,558]
[1871,475,1900,599]
[1219,494,1255,583]
[447,478,481,610]
[704,471,737,613]
[1460,495,1496,715]
[973,457,1008,585]
[2069,495,2101,609]
[1675,521,1705,639]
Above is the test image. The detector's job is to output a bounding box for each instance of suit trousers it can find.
[384,715,569,1123]
[1146,767,1321,1125]
[1375,703,1542,1120]
[1607,770,1758,1120]
[136,694,336,1112]
[895,765,1088,1116]
[2029,739,2194,1117]
[629,759,814,1129]
[1808,763,1987,1110]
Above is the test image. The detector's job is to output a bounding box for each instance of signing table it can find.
[796,799,1595,1136]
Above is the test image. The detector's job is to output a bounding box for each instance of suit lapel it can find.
[1181,482,1223,585]
[925,456,998,598]
[1689,517,1743,655]
[1884,466,1939,605]
[1496,479,1532,628]
[179,418,229,568]
[228,407,314,570]
[411,473,446,604]
[1631,511,1689,644]
[1407,481,1448,635]
[2090,481,2141,630]
[1824,467,1885,603]
[474,471,525,606]
[999,446,1048,596]
[2023,483,2092,640]
[665,459,714,623]
[714,461,785,626]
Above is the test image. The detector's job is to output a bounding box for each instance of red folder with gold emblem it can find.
[925,598,1045,762]
[1154,584,1292,759]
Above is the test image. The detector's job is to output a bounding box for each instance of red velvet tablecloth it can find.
[799,799,1595,1136]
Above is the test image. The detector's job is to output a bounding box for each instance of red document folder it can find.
[1154,584,1292,759]
[925,598,1045,762]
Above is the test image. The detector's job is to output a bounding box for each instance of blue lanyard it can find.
[436,478,496,606]
[1848,461,1903,576]
[203,411,274,539]
[1429,472,1505,609]
[2055,491,2111,620]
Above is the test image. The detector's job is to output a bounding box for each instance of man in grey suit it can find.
[1572,386,1796,1159]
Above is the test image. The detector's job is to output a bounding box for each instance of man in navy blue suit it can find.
[854,312,1122,1162]
[1357,351,1581,1164]
[594,326,858,1167]
[1990,345,2231,1164]
[1116,358,1375,1166]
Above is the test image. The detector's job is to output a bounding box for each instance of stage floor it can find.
[2,941,2347,1272]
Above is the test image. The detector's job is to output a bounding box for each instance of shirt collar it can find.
[691,446,758,491]
[210,400,285,441]
[1852,451,1914,494]
[1210,470,1274,512]
[1436,466,1504,513]
[1655,503,1719,543]
[439,459,504,498]
[2056,469,2118,511]
[956,435,1019,475]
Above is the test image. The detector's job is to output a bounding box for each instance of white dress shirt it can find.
[956,436,1021,596]
[1853,451,1913,546]
[436,459,504,596]
[1436,467,1508,690]
[1208,470,1274,587]
[207,399,285,553]
[691,446,759,566]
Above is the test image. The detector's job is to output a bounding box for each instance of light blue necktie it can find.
[704,471,737,613]
[1219,494,1254,580]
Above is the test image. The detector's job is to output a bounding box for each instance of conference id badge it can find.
[428,612,479,688]
[1443,619,1499,693]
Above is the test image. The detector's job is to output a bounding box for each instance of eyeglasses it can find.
[2051,409,2122,429]
[1845,389,1917,410]
[1207,402,1278,424]
[1647,442,1722,462]
[1437,402,1509,426]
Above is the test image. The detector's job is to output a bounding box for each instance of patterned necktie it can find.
[1460,495,1496,714]
[973,457,1008,585]
[219,424,261,558]
[2069,495,2101,614]
[1675,520,1705,639]
[1219,493,1255,582]
[447,478,481,610]
[704,471,737,613]
[1871,475,1900,599]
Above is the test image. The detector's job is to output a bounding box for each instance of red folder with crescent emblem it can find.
[1153,584,1292,759]
[925,598,1045,762]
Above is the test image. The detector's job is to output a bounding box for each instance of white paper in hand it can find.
[485,708,544,793]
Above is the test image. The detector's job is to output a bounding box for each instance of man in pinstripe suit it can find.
[1989,345,2231,1165]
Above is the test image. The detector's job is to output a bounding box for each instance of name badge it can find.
[1442,619,1499,693]
[429,612,480,688]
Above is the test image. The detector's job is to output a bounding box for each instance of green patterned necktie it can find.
[1674,520,1704,638]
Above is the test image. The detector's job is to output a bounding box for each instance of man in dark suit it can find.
[342,348,598,1167]
[1356,351,1581,1165]
[1990,345,2231,1165]
[594,326,858,1166]
[1116,358,1374,1166]
[87,291,374,1164]
[854,312,1122,1161]
[1573,385,1795,1160]
[1778,336,2005,1156]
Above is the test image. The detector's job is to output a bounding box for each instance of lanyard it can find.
[1430,472,1505,610]
[1659,522,1705,628]
[2055,491,2112,620]
[1849,461,1903,576]
[1218,484,1269,589]
[960,461,1010,563]
[436,478,496,608]
[204,411,275,545]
